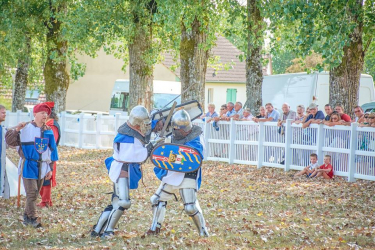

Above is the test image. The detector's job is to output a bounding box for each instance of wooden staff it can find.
[17,158,24,208]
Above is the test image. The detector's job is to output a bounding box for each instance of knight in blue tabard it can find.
[146,109,209,237]
[5,103,58,228]
[91,105,156,239]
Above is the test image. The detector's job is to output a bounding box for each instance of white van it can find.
[262,72,375,111]
[109,79,181,115]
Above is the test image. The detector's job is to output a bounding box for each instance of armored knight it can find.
[91,105,154,238]
[146,109,209,237]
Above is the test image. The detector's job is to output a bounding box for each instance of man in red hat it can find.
[5,102,58,228]
[38,101,61,208]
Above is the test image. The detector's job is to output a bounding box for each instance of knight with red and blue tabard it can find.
[91,105,159,239]
[146,109,209,237]
[5,103,58,228]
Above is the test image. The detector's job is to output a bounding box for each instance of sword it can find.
[159,81,198,111]
[159,101,177,138]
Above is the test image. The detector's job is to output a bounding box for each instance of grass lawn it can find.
[1,146,375,249]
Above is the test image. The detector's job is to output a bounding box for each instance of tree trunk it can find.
[329,2,364,118]
[12,37,31,112]
[245,0,264,115]
[180,17,209,108]
[128,24,153,112]
[43,3,69,113]
[12,60,29,112]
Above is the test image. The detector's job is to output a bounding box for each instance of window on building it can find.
[226,88,237,103]
[110,92,129,111]
[207,88,214,104]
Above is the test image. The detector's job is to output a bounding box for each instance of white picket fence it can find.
[4,110,375,182]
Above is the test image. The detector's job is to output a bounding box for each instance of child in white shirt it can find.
[294,153,319,178]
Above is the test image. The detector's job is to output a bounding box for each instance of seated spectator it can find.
[353,106,365,123]
[201,103,218,122]
[302,103,325,128]
[241,108,253,121]
[324,104,334,121]
[253,103,279,122]
[293,153,319,178]
[309,155,334,179]
[277,103,297,127]
[255,106,266,118]
[334,103,351,122]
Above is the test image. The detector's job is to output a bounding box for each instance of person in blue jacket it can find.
[91,105,154,239]
[146,109,209,237]
[5,103,58,228]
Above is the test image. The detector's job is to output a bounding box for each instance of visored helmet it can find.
[128,105,151,134]
[171,109,192,132]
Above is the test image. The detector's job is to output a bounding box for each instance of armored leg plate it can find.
[103,178,131,234]
[179,188,209,237]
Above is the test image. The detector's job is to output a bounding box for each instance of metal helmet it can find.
[171,109,192,132]
[128,105,151,134]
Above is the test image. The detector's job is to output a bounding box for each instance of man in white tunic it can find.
[146,110,209,237]
[91,105,154,239]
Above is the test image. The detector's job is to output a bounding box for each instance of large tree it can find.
[0,1,43,112]
[245,0,265,115]
[43,1,70,113]
[223,0,266,115]
[268,0,375,115]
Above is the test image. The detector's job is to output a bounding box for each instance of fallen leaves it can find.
[3,146,375,249]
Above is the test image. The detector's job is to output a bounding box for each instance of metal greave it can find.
[103,178,131,233]
[179,188,209,237]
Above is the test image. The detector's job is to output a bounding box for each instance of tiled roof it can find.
[162,36,268,83]
[0,85,45,105]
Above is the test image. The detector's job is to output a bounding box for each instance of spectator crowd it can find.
[200,101,375,180]
[201,101,375,128]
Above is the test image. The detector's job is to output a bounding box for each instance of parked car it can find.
[362,102,375,113]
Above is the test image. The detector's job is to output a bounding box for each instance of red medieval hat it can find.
[33,103,51,116]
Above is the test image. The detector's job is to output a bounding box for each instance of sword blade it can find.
[159,101,177,138]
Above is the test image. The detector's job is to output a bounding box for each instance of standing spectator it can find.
[5,103,58,227]
[232,102,244,120]
[200,103,218,122]
[335,103,351,122]
[324,104,334,121]
[353,106,365,123]
[293,105,306,124]
[324,112,348,126]
[241,108,253,121]
[0,105,9,199]
[306,107,310,116]
[302,103,325,128]
[223,102,236,121]
[213,104,227,122]
[253,103,279,122]
[38,102,61,208]
[277,103,297,127]
[255,106,266,118]
[296,105,305,121]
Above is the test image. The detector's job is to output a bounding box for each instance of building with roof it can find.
[65,36,271,113]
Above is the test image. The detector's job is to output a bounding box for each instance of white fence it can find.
[4,111,375,182]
